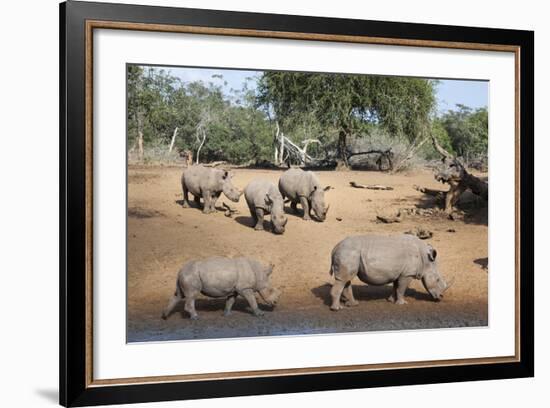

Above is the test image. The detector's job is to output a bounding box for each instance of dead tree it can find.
[168,127,179,153]
[391,136,430,173]
[195,110,211,164]
[424,135,488,213]
[276,133,322,166]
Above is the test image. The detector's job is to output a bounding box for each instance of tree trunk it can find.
[169,127,179,152]
[336,129,350,170]
[279,132,285,165]
[136,112,144,162]
[274,121,280,164]
[196,128,206,164]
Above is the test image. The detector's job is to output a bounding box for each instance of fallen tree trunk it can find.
[426,135,488,213]
[350,181,394,190]
[413,185,445,200]
[203,161,227,168]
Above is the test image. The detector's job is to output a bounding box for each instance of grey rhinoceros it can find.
[244,179,288,234]
[181,165,242,214]
[329,234,454,311]
[278,168,330,221]
[161,257,281,320]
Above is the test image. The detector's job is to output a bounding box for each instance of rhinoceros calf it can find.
[278,168,330,221]
[162,257,281,320]
[244,179,288,234]
[181,165,242,214]
[329,234,453,311]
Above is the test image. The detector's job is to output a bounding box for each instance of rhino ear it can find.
[265,194,273,206]
[427,246,437,262]
[267,263,274,275]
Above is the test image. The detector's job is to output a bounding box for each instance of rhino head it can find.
[258,264,281,306]
[310,185,331,222]
[265,193,288,234]
[219,170,242,202]
[420,244,454,301]
[435,157,465,185]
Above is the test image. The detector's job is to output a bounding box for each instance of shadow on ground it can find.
[311,283,433,306]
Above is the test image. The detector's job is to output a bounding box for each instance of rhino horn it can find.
[325,204,330,214]
[283,218,288,226]
[442,277,455,293]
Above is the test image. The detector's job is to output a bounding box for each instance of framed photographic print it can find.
[60,0,534,406]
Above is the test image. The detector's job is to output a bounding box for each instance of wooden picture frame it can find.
[60,1,534,406]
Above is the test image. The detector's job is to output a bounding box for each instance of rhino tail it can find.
[175,276,185,299]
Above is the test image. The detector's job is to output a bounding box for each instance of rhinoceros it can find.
[181,165,242,214]
[278,168,330,221]
[161,257,281,320]
[244,179,288,234]
[329,234,454,310]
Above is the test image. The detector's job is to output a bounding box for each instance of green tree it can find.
[440,105,488,161]
[256,72,436,167]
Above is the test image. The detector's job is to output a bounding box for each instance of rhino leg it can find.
[330,280,347,311]
[248,203,257,220]
[211,192,221,212]
[342,282,359,307]
[387,281,398,303]
[184,297,198,319]
[162,293,182,320]
[182,184,190,208]
[254,208,265,231]
[299,196,311,220]
[202,190,214,214]
[224,294,237,316]
[240,289,264,316]
[194,194,201,207]
[394,276,413,305]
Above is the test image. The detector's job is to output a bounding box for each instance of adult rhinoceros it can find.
[329,234,454,311]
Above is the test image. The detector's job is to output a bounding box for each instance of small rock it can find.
[447,228,456,233]
[336,217,343,222]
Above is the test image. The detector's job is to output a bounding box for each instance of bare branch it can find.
[431,133,452,159]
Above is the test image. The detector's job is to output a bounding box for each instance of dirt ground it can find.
[127,166,488,342]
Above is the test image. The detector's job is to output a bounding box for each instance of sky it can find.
[164,66,488,115]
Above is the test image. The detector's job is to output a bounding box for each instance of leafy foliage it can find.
[127,66,487,169]
[439,105,488,161]
[256,72,436,164]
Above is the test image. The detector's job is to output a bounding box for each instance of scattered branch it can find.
[222,202,238,217]
[376,211,402,223]
[350,181,394,190]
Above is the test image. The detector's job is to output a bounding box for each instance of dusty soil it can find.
[127,166,488,342]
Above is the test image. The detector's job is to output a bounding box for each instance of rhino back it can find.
[334,235,424,282]
[195,257,239,297]
[244,179,280,211]
[279,168,311,200]
[183,165,223,195]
